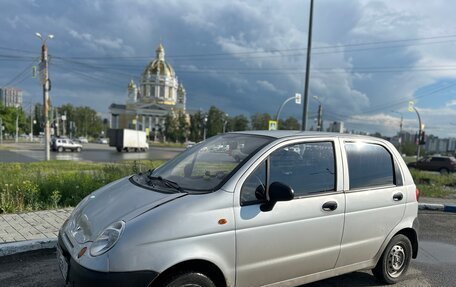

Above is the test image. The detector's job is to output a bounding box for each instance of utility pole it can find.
[55,107,60,137]
[62,111,67,137]
[0,117,3,144]
[15,111,19,143]
[313,96,323,131]
[36,32,54,161]
[30,103,34,142]
[301,0,314,131]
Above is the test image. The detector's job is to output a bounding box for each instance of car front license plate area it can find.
[57,245,69,282]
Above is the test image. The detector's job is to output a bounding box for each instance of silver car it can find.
[57,131,419,287]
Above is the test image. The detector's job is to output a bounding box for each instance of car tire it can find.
[57,147,63,153]
[372,234,412,284]
[160,271,216,287]
[76,147,81,153]
[439,168,449,175]
[116,147,122,152]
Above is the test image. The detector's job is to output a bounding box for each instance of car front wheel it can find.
[373,234,412,284]
[160,271,216,287]
[57,146,63,152]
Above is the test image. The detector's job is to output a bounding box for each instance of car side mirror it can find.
[260,182,294,212]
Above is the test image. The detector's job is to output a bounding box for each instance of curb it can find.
[0,238,57,257]
[418,203,456,213]
[0,203,454,258]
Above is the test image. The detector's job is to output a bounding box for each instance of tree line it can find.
[1,103,300,143]
[0,103,107,139]
[164,105,301,143]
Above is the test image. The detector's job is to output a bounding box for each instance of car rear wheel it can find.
[160,271,216,287]
[373,234,412,284]
[57,146,63,152]
[76,147,81,153]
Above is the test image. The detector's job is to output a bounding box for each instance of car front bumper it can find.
[57,234,158,287]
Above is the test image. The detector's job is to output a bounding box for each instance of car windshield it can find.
[149,133,273,192]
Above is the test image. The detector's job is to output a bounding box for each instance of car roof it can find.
[230,130,387,142]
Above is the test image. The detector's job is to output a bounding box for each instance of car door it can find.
[336,140,407,268]
[234,139,345,287]
[62,139,69,150]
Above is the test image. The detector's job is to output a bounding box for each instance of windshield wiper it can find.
[147,174,185,193]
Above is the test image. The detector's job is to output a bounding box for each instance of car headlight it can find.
[90,221,125,257]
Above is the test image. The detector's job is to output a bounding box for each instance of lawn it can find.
[410,169,456,199]
[0,160,163,213]
[1,160,454,214]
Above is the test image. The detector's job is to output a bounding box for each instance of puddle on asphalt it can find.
[416,241,456,264]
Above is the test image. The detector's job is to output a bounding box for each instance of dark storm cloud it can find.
[1,0,456,137]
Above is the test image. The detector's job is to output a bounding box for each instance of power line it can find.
[1,58,39,89]
[51,62,126,89]
[52,33,456,60]
[49,55,456,76]
[326,80,456,121]
[0,46,37,55]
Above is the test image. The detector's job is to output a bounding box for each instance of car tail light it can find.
[415,187,420,202]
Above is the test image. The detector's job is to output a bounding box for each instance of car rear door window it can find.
[345,142,395,190]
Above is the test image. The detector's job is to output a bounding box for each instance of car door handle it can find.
[322,201,338,211]
[393,192,403,201]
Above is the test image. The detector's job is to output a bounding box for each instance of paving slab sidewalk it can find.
[0,208,73,253]
[0,197,455,256]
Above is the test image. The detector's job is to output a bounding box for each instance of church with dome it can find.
[109,44,186,138]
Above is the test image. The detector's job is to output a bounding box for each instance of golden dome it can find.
[143,44,175,78]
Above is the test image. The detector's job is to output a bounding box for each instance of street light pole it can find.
[36,32,54,161]
[203,115,208,140]
[276,96,295,129]
[276,94,302,130]
[223,113,229,133]
[391,111,403,154]
[413,107,423,161]
[301,0,314,131]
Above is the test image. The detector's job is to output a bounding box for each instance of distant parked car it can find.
[51,138,82,152]
[96,138,108,144]
[78,137,89,144]
[185,141,196,148]
[407,155,456,174]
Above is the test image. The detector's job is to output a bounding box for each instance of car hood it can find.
[67,177,186,243]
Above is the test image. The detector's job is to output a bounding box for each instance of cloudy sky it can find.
[1,0,456,138]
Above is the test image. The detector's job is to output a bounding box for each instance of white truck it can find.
[107,129,149,152]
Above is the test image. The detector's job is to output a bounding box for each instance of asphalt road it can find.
[0,211,454,287]
[0,143,184,163]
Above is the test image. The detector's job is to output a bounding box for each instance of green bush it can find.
[0,160,163,213]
